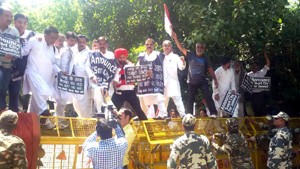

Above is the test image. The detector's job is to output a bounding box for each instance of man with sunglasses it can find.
[267,111,292,169]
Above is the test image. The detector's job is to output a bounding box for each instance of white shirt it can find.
[22,37,60,95]
[212,66,236,109]
[163,52,186,97]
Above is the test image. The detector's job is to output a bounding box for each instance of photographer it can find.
[83,113,128,169]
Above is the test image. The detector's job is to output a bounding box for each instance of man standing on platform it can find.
[0,7,20,112]
[137,38,168,119]
[72,35,92,117]
[22,26,60,129]
[162,40,186,118]
[9,13,35,113]
[112,48,147,120]
[247,50,270,116]
[172,31,218,117]
[86,36,117,114]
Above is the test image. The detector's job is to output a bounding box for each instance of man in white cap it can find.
[267,111,292,169]
[167,114,217,169]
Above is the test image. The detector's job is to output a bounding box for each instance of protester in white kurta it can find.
[162,40,186,117]
[86,36,115,114]
[54,32,77,120]
[212,57,237,117]
[22,27,60,116]
[72,35,92,118]
[137,38,168,118]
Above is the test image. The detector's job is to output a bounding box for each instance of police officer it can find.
[0,110,27,168]
[211,118,254,169]
[267,111,293,169]
[167,114,217,169]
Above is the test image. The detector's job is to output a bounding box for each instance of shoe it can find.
[58,121,69,129]
[210,114,217,119]
[153,117,163,120]
[41,119,56,130]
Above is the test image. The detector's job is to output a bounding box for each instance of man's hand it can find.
[101,88,108,97]
[146,70,153,78]
[214,94,220,101]
[214,80,218,89]
[231,90,236,94]
[4,54,13,60]
[171,31,178,40]
[112,80,118,87]
[180,56,185,63]
[90,76,97,84]
[60,71,68,75]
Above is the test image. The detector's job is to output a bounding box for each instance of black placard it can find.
[252,77,271,91]
[90,52,117,88]
[125,65,150,83]
[241,74,255,93]
[220,90,240,115]
[0,33,21,58]
[57,73,85,94]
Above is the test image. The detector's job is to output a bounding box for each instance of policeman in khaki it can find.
[211,118,254,169]
[0,110,27,169]
[267,112,293,169]
[167,114,217,169]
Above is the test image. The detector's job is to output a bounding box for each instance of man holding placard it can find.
[137,38,168,119]
[212,56,237,117]
[86,36,117,114]
[0,7,20,112]
[112,48,148,121]
[247,50,270,116]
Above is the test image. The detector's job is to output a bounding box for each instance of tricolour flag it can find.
[164,4,172,36]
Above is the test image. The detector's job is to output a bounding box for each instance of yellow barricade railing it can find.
[38,116,300,169]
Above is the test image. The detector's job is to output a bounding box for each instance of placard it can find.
[125,65,150,83]
[241,74,255,93]
[137,54,164,95]
[0,33,21,58]
[90,52,117,88]
[252,77,271,91]
[57,73,85,94]
[220,91,240,115]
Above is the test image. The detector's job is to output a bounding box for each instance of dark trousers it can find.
[0,67,11,111]
[187,82,217,115]
[123,165,128,169]
[251,92,266,116]
[8,79,21,112]
[112,90,148,120]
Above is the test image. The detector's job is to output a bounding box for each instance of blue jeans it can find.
[0,66,12,111]
[8,79,21,112]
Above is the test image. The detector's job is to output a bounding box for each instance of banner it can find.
[220,90,240,115]
[125,65,150,83]
[90,52,117,87]
[252,77,271,91]
[164,4,172,36]
[0,33,21,58]
[57,73,85,94]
